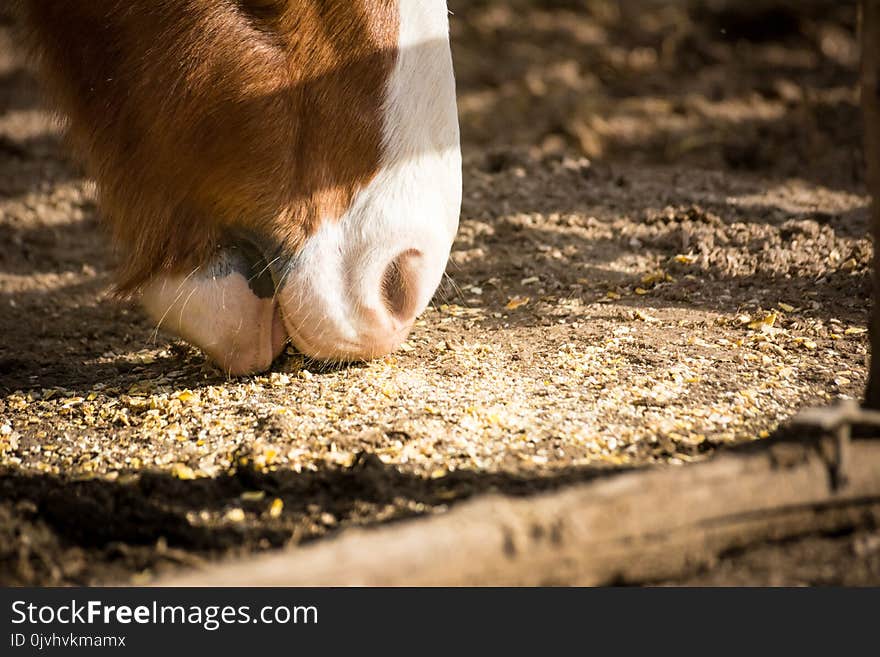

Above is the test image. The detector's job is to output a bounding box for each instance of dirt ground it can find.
[1,1,879,585]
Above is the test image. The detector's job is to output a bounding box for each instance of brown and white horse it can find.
[15,1,461,374]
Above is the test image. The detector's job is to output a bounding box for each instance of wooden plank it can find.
[158,436,880,586]
[792,399,880,430]
[861,0,880,407]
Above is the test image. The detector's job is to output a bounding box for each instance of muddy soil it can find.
[1,1,878,585]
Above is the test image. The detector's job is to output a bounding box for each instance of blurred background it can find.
[449,0,861,188]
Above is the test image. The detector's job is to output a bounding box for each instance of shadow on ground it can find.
[0,454,633,585]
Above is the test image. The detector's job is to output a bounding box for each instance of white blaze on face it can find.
[277,0,462,360]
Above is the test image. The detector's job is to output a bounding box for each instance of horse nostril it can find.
[381,249,422,323]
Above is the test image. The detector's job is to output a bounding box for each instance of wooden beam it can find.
[158,435,880,586]
[861,0,880,407]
